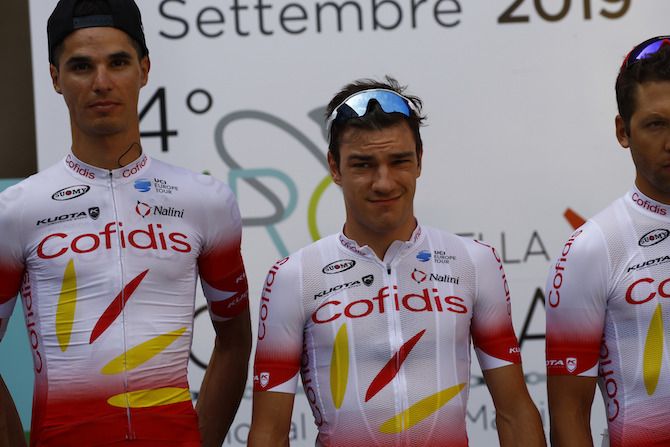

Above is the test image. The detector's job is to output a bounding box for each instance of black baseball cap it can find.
[47,0,149,65]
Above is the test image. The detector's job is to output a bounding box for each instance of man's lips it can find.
[369,196,401,205]
[89,100,120,110]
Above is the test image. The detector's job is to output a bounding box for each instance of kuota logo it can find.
[88,207,100,220]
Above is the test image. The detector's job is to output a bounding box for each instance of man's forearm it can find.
[196,335,251,447]
[496,402,546,447]
[550,414,593,447]
[0,376,26,447]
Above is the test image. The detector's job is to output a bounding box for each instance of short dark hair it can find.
[49,0,148,67]
[326,76,425,167]
[616,42,670,134]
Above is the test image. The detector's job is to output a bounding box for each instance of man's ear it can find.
[328,151,341,186]
[615,115,630,148]
[140,56,150,88]
[50,64,62,94]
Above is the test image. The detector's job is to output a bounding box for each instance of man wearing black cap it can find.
[0,1,251,446]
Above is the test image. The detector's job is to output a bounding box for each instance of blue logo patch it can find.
[416,250,431,262]
[134,179,152,192]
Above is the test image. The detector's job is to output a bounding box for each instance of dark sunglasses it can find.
[623,35,670,69]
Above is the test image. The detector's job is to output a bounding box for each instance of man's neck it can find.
[71,131,143,170]
[343,221,417,260]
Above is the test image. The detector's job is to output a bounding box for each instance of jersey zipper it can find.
[383,260,410,445]
[109,171,134,440]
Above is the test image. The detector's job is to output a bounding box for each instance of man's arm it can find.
[547,375,597,447]
[483,364,546,447]
[248,391,295,447]
[195,308,252,447]
[0,375,26,447]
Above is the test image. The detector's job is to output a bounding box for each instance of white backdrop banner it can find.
[24,0,670,445]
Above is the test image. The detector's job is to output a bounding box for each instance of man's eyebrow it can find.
[346,154,374,162]
[389,151,416,159]
[108,51,133,60]
[64,55,92,66]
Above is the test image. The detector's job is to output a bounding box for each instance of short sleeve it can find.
[545,224,608,377]
[469,241,522,370]
[196,178,249,322]
[0,183,26,340]
[253,256,305,394]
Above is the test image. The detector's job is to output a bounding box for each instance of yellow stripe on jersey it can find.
[379,383,466,434]
[101,327,187,375]
[331,324,349,409]
[107,387,191,408]
[644,304,664,396]
[56,259,77,352]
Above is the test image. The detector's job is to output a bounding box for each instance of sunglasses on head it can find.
[623,36,670,69]
[326,89,418,132]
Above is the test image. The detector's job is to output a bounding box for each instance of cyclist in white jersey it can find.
[0,1,251,446]
[248,78,545,446]
[546,36,670,447]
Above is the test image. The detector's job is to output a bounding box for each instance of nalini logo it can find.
[416,250,431,262]
[411,269,427,283]
[260,372,270,388]
[639,229,670,247]
[566,357,577,373]
[362,274,374,286]
[88,207,100,220]
[322,259,356,274]
[51,185,90,201]
[134,179,152,192]
[136,201,151,218]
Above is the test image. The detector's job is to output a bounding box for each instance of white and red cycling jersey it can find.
[546,187,670,447]
[253,225,521,447]
[0,152,248,447]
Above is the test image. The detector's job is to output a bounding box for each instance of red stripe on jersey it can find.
[209,290,249,318]
[253,354,301,392]
[90,269,149,344]
[199,242,248,318]
[472,323,521,364]
[365,329,426,402]
[546,336,600,375]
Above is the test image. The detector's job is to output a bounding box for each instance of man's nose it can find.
[372,165,394,192]
[92,66,113,92]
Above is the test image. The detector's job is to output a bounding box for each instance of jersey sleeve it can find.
[469,241,522,370]
[253,256,305,394]
[0,183,26,341]
[546,224,608,377]
[196,178,249,322]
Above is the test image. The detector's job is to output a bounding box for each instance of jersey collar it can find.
[627,186,670,220]
[62,151,151,185]
[338,224,425,263]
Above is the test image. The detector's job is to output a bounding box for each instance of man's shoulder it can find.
[148,157,235,202]
[420,225,481,250]
[286,234,341,261]
[0,162,65,204]
[269,234,342,275]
